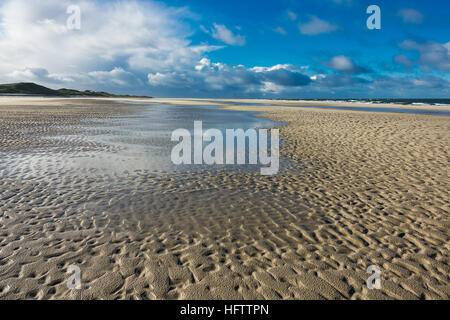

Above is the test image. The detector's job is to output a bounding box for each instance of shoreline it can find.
[1,96,450,112]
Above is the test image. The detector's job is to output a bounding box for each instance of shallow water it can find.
[0,103,298,179]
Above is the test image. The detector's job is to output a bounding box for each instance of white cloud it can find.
[194,58,226,72]
[260,81,285,94]
[7,68,51,82]
[325,56,354,72]
[298,16,338,35]
[87,68,139,86]
[310,74,326,81]
[250,64,308,73]
[397,8,424,24]
[323,55,371,74]
[273,27,287,35]
[148,72,175,86]
[0,0,218,90]
[287,11,297,21]
[394,54,414,69]
[194,58,211,72]
[210,23,246,46]
[399,40,450,71]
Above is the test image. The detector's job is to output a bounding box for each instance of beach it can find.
[0,97,449,300]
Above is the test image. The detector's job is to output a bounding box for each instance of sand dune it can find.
[0,97,448,300]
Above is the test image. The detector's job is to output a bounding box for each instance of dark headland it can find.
[0,82,151,98]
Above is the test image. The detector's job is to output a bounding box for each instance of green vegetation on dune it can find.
[0,82,60,95]
[0,82,151,98]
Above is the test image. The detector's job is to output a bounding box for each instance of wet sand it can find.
[0,97,449,300]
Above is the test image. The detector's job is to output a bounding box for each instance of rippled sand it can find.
[0,97,449,300]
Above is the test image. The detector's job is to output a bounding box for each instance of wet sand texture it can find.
[0,97,448,300]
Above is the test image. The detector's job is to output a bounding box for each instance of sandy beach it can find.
[0,97,449,300]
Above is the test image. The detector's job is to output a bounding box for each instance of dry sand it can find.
[0,97,448,300]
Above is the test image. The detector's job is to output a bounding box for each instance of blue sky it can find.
[0,0,449,98]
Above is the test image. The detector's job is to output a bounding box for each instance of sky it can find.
[0,0,449,98]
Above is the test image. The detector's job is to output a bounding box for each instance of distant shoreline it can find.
[1,96,449,113]
[2,82,449,105]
